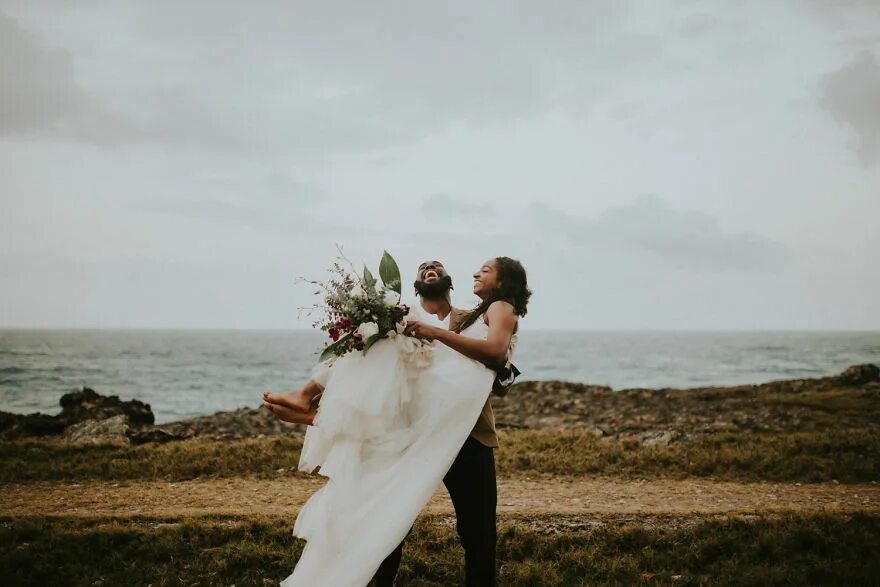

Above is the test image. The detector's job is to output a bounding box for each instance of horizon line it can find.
[1,326,879,334]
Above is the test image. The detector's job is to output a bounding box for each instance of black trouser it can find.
[372,435,497,586]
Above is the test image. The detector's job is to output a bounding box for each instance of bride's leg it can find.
[263,390,310,411]
[263,380,323,412]
[263,400,316,425]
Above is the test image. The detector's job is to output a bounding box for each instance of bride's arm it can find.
[407,301,517,370]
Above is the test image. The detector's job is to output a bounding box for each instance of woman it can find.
[264,257,530,586]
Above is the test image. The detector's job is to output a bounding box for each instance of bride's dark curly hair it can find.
[455,257,531,333]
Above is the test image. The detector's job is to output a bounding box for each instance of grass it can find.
[497,428,880,483]
[0,435,306,482]
[2,513,879,586]
[762,388,880,428]
[1,428,878,484]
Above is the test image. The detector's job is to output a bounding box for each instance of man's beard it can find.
[413,274,453,299]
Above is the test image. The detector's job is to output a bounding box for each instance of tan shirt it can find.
[448,307,500,448]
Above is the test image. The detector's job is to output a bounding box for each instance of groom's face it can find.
[417,260,447,283]
[414,260,453,299]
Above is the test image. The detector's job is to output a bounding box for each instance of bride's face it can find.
[472,259,499,299]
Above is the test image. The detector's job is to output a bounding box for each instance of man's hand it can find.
[404,320,439,341]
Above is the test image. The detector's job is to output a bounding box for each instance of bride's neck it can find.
[420,298,451,320]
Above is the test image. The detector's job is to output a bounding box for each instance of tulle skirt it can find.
[281,336,494,586]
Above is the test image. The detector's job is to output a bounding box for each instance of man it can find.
[264,259,507,586]
[373,260,500,586]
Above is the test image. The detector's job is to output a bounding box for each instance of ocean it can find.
[1,329,878,424]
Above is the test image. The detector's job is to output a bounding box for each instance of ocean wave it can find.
[0,350,50,357]
[0,366,26,374]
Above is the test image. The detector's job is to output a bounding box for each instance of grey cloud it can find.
[809,0,880,18]
[0,9,83,135]
[121,1,622,153]
[422,194,491,220]
[820,50,880,166]
[189,172,327,203]
[0,9,130,141]
[809,2,880,52]
[840,33,880,49]
[127,167,328,229]
[675,13,720,38]
[530,195,792,273]
[132,194,323,236]
[671,9,777,66]
[4,2,675,154]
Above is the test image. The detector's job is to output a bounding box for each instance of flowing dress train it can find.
[280,318,495,586]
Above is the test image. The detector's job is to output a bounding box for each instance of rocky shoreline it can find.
[493,363,879,445]
[1,364,877,445]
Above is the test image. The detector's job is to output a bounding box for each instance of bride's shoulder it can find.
[487,300,516,316]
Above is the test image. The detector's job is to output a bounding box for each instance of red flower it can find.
[328,327,340,341]
[338,317,352,331]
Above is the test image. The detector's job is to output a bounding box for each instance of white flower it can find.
[356,321,379,340]
[349,283,364,298]
[383,290,400,306]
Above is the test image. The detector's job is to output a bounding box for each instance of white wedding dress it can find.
[280,311,497,586]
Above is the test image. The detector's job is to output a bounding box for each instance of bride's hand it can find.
[404,320,438,341]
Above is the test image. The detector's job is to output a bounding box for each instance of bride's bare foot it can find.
[263,388,312,412]
[263,401,316,425]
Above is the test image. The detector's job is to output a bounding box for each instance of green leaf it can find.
[362,332,385,354]
[363,266,377,289]
[318,332,353,362]
[378,250,402,294]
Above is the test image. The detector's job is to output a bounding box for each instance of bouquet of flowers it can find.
[304,249,410,362]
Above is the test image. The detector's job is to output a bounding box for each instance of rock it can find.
[160,406,306,441]
[1,387,155,440]
[59,387,154,427]
[640,431,678,447]
[128,427,187,445]
[837,364,880,386]
[0,411,65,439]
[64,414,130,445]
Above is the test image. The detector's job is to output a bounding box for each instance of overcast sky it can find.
[1,1,878,330]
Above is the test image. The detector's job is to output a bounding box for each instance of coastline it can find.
[2,363,877,444]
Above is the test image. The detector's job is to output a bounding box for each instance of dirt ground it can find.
[2,477,878,518]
